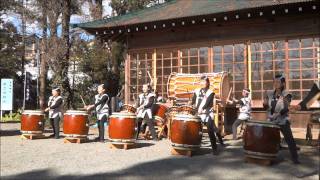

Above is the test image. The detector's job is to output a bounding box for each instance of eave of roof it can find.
[74,0,316,30]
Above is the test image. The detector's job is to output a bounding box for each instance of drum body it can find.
[21,110,45,134]
[63,110,89,138]
[121,104,137,113]
[166,106,181,139]
[243,121,280,160]
[167,72,230,102]
[109,112,137,144]
[152,103,168,126]
[170,114,202,150]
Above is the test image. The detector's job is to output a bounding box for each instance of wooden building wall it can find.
[124,12,320,107]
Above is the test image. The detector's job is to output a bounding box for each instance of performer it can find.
[85,84,109,142]
[136,84,158,141]
[44,87,63,139]
[191,76,224,155]
[228,88,252,140]
[263,74,300,164]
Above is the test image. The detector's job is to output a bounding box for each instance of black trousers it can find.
[207,117,224,150]
[136,115,157,140]
[279,122,299,161]
[97,115,107,141]
[50,116,60,138]
[232,119,247,140]
[136,118,146,139]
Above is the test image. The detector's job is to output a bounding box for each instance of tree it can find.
[0,22,24,110]
[38,0,48,110]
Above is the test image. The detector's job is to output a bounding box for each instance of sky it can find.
[0,0,112,39]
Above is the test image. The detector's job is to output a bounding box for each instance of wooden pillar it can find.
[153,49,157,91]
[125,53,130,104]
[247,42,252,99]
[208,46,213,72]
[317,46,320,85]
[285,40,289,89]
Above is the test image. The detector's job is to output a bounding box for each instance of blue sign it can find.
[1,79,13,110]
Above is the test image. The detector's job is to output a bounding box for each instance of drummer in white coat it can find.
[135,84,158,141]
[85,84,109,142]
[228,88,252,140]
[263,74,300,164]
[44,87,63,139]
[191,76,224,155]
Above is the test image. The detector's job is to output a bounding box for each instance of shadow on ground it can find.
[0,129,20,136]
[2,145,318,180]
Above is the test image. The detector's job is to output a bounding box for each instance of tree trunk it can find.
[39,0,48,110]
[61,0,73,109]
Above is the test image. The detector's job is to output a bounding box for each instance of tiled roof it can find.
[75,0,316,29]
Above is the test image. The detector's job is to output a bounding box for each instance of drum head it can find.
[65,110,88,115]
[168,106,180,112]
[121,104,137,112]
[246,120,280,128]
[110,112,136,118]
[173,113,201,122]
[22,110,44,115]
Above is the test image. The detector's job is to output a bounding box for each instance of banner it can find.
[1,79,13,111]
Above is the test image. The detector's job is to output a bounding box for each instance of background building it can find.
[77,0,319,127]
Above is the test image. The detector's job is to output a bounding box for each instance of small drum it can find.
[21,110,45,135]
[170,114,202,150]
[152,103,168,126]
[243,120,280,160]
[121,104,137,113]
[63,110,89,138]
[179,105,196,115]
[109,112,137,144]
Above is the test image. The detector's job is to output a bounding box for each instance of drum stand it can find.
[109,143,135,150]
[171,148,194,157]
[21,133,44,140]
[64,135,88,144]
[244,156,273,166]
[20,131,44,140]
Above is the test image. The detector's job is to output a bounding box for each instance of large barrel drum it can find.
[63,110,89,138]
[170,114,202,150]
[243,121,280,160]
[21,110,45,135]
[152,103,168,126]
[109,112,137,144]
[167,72,230,102]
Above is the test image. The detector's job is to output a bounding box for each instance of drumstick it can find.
[226,87,233,102]
[80,95,86,106]
[147,71,154,87]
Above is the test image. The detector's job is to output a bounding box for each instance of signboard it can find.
[1,79,13,111]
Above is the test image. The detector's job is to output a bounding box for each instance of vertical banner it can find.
[1,79,13,111]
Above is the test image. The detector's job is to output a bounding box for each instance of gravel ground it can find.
[0,123,319,180]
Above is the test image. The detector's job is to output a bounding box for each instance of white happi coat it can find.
[194,88,215,123]
[48,96,63,119]
[137,92,155,119]
[238,97,252,121]
[265,90,291,125]
[95,94,109,120]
